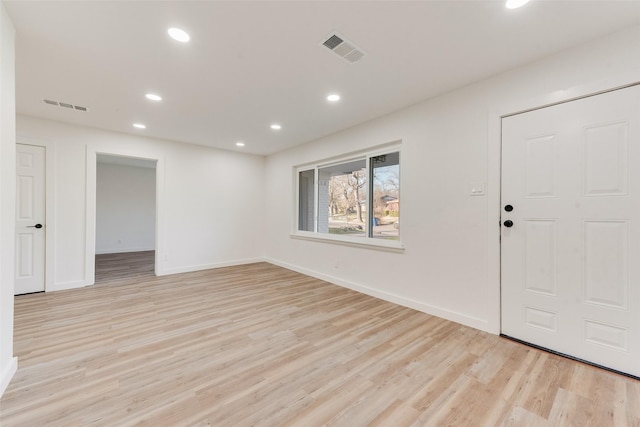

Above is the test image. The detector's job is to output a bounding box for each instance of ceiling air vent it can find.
[323,34,344,50]
[43,99,88,112]
[321,32,365,64]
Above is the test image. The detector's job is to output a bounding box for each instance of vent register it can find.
[322,33,365,63]
[43,99,88,112]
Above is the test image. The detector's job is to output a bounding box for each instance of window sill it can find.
[290,232,405,253]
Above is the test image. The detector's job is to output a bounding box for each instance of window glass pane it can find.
[318,159,367,237]
[298,169,315,231]
[371,152,400,240]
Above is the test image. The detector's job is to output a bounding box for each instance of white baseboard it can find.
[0,356,17,398]
[265,257,494,334]
[159,257,265,276]
[95,246,155,255]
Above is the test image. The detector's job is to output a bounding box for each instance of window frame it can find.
[293,142,403,252]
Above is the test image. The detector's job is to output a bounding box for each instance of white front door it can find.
[501,85,640,377]
[15,144,46,295]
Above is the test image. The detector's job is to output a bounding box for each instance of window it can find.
[295,146,400,247]
[318,159,367,237]
[298,169,315,232]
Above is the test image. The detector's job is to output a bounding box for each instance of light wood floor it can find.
[1,253,638,426]
[94,250,156,283]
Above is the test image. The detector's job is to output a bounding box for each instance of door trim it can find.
[85,146,166,286]
[502,81,640,119]
[487,71,640,335]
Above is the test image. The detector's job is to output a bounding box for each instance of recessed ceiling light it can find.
[236,142,245,147]
[270,124,282,130]
[145,93,162,101]
[133,123,146,129]
[168,27,190,42]
[505,0,530,9]
[327,94,341,102]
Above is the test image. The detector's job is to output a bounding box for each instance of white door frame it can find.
[85,146,166,286]
[487,72,640,335]
[15,138,55,292]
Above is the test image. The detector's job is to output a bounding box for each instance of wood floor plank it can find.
[1,252,638,426]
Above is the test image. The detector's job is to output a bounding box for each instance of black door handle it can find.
[27,224,43,229]
[503,220,513,228]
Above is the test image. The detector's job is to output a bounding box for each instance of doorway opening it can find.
[95,154,157,285]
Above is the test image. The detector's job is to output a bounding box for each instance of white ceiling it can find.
[5,1,640,155]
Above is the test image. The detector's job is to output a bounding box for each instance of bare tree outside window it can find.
[296,148,400,243]
[319,159,367,236]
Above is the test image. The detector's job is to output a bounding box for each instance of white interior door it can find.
[15,144,46,295]
[501,85,640,377]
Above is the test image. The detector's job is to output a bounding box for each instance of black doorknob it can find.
[504,204,513,212]
[35,224,43,229]
[28,224,43,229]
[503,220,514,228]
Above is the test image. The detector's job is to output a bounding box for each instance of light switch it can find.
[470,182,485,196]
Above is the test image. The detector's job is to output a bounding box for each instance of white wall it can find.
[264,25,640,334]
[96,162,156,254]
[16,115,266,290]
[0,0,17,397]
